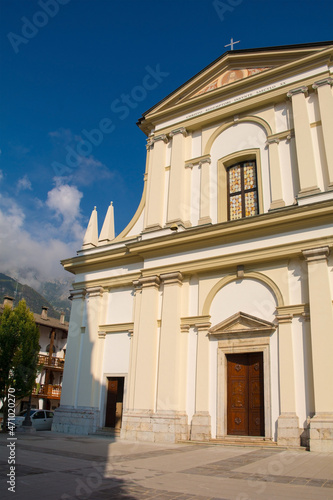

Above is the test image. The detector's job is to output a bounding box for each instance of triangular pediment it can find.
[192,67,272,98]
[138,42,333,135]
[209,312,275,336]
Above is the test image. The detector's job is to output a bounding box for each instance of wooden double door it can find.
[105,377,124,429]
[227,352,264,436]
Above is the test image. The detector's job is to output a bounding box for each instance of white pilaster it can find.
[126,280,142,411]
[191,323,212,440]
[287,87,320,197]
[312,78,333,187]
[266,138,285,209]
[276,313,300,446]
[303,247,333,451]
[76,286,104,409]
[144,135,168,230]
[167,128,188,226]
[198,158,212,225]
[58,289,86,407]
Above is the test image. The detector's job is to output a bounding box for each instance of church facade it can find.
[53,42,333,452]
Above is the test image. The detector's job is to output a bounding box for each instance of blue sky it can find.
[0,0,332,287]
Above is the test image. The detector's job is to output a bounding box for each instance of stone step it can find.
[90,427,121,437]
[181,437,307,450]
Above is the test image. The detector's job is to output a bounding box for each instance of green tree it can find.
[0,300,40,431]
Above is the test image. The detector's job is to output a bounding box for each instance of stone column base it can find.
[277,413,300,447]
[190,411,211,441]
[309,413,333,452]
[52,405,100,435]
[121,410,189,443]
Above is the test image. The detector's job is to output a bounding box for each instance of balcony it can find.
[32,384,62,399]
[38,354,65,370]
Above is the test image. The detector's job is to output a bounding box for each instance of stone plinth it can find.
[190,411,211,441]
[309,413,333,452]
[52,406,100,435]
[121,410,189,443]
[277,413,300,447]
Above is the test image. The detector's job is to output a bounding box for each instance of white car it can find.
[14,409,54,430]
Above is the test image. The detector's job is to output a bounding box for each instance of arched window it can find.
[218,148,263,222]
[227,160,258,220]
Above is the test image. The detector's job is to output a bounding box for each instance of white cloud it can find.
[17,175,32,192]
[46,182,83,227]
[0,189,85,287]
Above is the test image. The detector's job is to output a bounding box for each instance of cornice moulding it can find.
[185,154,211,167]
[63,201,333,275]
[73,272,142,290]
[127,202,333,256]
[267,129,294,142]
[276,304,309,317]
[140,235,333,279]
[181,315,211,326]
[302,246,330,262]
[99,322,134,333]
[150,72,329,137]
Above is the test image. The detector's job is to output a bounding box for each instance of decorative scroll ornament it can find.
[254,363,259,371]
[235,364,241,372]
[235,417,242,425]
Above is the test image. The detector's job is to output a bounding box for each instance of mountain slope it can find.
[0,273,67,320]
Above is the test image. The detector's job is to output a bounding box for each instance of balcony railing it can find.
[32,384,62,399]
[38,354,65,369]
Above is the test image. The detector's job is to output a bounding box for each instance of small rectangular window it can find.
[227,161,258,220]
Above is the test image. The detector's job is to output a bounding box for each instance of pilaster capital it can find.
[146,134,169,150]
[302,246,330,263]
[196,322,212,332]
[185,154,211,168]
[133,279,142,294]
[169,127,188,138]
[266,137,280,146]
[301,312,310,322]
[139,275,161,289]
[199,157,211,167]
[98,331,106,339]
[312,77,333,90]
[181,324,190,333]
[287,86,308,99]
[276,314,293,324]
[146,137,153,150]
[153,134,169,144]
[69,289,86,301]
[86,286,104,298]
[160,271,183,285]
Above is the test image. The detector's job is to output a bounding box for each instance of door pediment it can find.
[209,311,275,336]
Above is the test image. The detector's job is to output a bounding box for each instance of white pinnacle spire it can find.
[99,202,115,244]
[82,206,98,249]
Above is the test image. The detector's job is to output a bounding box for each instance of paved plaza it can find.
[1,432,333,500]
